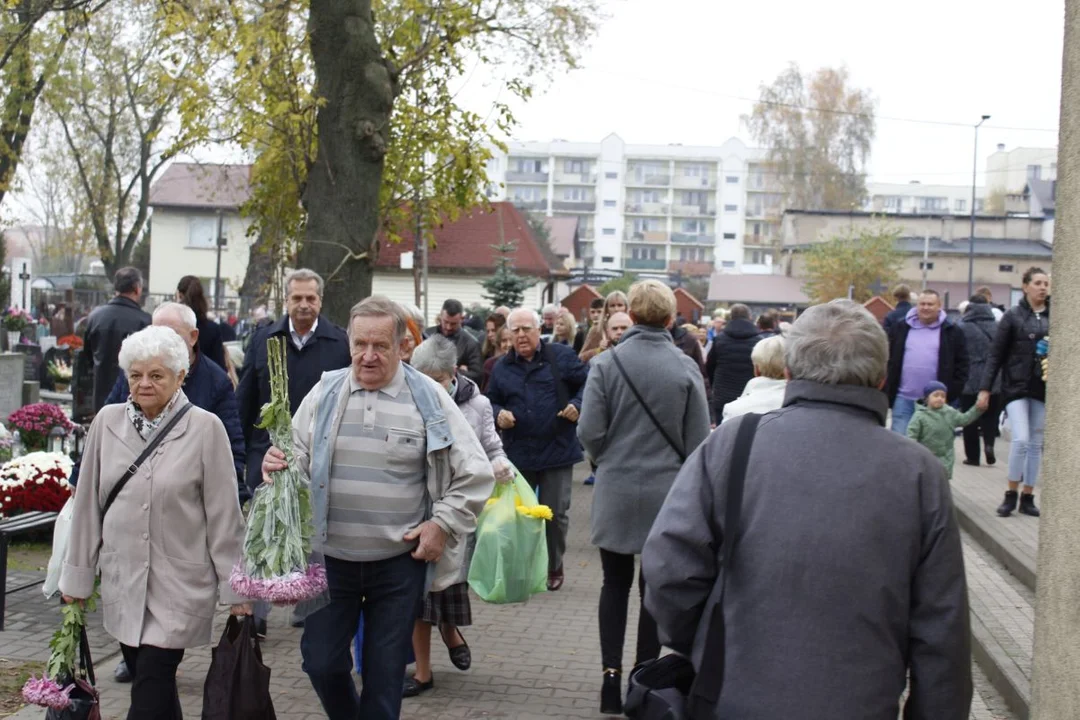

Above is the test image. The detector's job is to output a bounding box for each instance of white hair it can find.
[410,335,458,376]
[118,325,191,376]
[399,302,426,329]
[542,304,558,315]
[508,308,541,329]
[285,268,325,296]
[153,301,197,330]
[785,300,887,387]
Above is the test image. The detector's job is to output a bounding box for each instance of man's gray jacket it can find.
[642,380,972,720]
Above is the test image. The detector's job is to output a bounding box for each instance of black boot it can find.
[997,490,1019,517]
[601,670,622,715]
[1019,493,1041,517]
[985,446,997,466]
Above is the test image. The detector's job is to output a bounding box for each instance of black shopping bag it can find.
[201,616,276,720]
[46,627,101,720]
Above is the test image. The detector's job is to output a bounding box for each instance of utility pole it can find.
[214,210,225,313]
[967,115,991,298]
[922,231,931,290]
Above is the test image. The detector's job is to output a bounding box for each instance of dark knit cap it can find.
[923,381,948,398]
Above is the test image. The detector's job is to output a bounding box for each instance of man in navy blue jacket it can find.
[236,269,351,494]
[486,308,589,591]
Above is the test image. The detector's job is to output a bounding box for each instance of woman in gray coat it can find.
[404,335,512,698]
[60,325,249,719]
[577,280,711,715]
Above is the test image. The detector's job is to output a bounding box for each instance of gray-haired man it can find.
[643,300,972,719]
[262,296,494,720]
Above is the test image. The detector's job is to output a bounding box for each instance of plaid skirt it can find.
[421,581,472,627]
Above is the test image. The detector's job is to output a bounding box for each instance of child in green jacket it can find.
[907,381,986,479]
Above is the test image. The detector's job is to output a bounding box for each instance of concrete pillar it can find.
[1031,1,1080,716]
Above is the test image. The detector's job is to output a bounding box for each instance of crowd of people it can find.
[53,262,1051,719]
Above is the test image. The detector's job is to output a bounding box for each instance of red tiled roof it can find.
[149,163,253,210]
[375,202,553,277]
[674,287,704,309]
[542,216,579,259]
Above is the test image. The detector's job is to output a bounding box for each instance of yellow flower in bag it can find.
[517,504,553,521]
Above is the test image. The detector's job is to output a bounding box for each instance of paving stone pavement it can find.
[4,463,1016,719]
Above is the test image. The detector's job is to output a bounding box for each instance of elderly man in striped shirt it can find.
[262,295,494,720]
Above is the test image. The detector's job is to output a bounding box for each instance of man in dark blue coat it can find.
[882,283,913,335]
[236,269,351,493]
[486,308,589,591]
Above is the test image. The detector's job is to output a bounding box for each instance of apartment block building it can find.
[866,181,986,215]
[485,133,782,276]
[986,144,1057,194]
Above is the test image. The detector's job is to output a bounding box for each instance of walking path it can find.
[3,463,1017,719]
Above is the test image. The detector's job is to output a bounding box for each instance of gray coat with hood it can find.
[642,380,972,720]
[578,325,710,555]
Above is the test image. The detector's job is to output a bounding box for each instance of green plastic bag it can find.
[467,473,549,604]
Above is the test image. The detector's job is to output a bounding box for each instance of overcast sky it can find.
[458,0,1065,186]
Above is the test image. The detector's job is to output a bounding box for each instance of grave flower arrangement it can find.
[22,594,95,710]
[0,424,12,463]
[48,359,73,383]
[230,337,326,604]
[8,402,75,451]
[0,451,73,518]
[2,306,32,333]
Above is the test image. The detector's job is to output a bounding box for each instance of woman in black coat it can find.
[978,267,1050,518]
[704,303,763,421]
[176,276,226,370]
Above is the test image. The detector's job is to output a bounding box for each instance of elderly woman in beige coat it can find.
[60,325,249,720]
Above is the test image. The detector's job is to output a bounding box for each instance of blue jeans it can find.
[301,552,426,720]
[1006,398,1046,487]
[891,396,917,435]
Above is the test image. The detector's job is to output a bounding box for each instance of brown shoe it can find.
[547,567,564,591]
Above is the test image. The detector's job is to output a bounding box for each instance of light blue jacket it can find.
[292,363,495,591]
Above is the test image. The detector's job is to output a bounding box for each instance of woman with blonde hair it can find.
[721,335,788,421]
[579,291,628,360]
[552,309,578,346]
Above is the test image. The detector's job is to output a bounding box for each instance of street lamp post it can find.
[967,114,991,298]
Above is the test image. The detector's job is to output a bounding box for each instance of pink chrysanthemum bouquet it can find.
[22,597,91,709]
[230,337,326,604]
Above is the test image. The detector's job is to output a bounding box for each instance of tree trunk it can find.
[301,0,396,326]
[239,233,277,306]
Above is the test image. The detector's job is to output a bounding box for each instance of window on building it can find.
[188,217,219,249]
[512,158,544,173]
[564,159,585,174]
[511,186,542,201]
[721,260,736,268]
[975,199,985,212]
[746,250,767,265]
[723,232,736,240]
[641,190,662,203]
[563,187,585,201]
[632,218,661,233]
[1028,164,1042,180]
[601,256,614,263]
[602,228,615,236]
[682,191,706,206]
[747,198,763,216]
[724,204,738,212]
[605,171,618,179]
[999,264,1015,272]
[683,165,701,177]
[883,196,903,211]
[955,199,967,212]
[725,176,739,184]
[603,199,617,207]
[919,261,934,270]
[918,197,948,212]
[681,219,706,233]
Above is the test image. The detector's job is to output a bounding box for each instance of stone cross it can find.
[16,262,30,310]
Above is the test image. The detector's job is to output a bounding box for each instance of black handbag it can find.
[202,615,276,720]
[45,627,100,720]
[625,413,762,720]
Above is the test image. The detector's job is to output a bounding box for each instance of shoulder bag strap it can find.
[610,348,686,462]
[78,625,96,686]
[543,343,570,411]
[102,403,193,519]
[687,413,762,717]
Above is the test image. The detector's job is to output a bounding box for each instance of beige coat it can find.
[60,394,246,649]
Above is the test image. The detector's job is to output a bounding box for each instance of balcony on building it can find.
[673,162,717,190]
[671,232,715,245]
[624,201,669,216]
[743,234,775,249]
[506,156,549,184]
[551,192,597,212]
[672,201,717,218]
[624,257,667,270]
[553,158,598,185]
[668,260,715,275]
[510,198,549,212]
[626,161,671,187]
[624,229,669,244]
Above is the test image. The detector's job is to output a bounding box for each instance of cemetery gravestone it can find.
[0,354,25,420]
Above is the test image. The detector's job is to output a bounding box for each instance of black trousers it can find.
[119,644,185,720]
[598,549,661,672]
[960,393,1003,464]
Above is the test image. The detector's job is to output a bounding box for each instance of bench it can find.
[0,511,58,631]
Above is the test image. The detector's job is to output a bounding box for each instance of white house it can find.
[147,163,255,298]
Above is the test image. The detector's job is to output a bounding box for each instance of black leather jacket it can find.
[82,296,151,412]
[981,297,1050,403]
